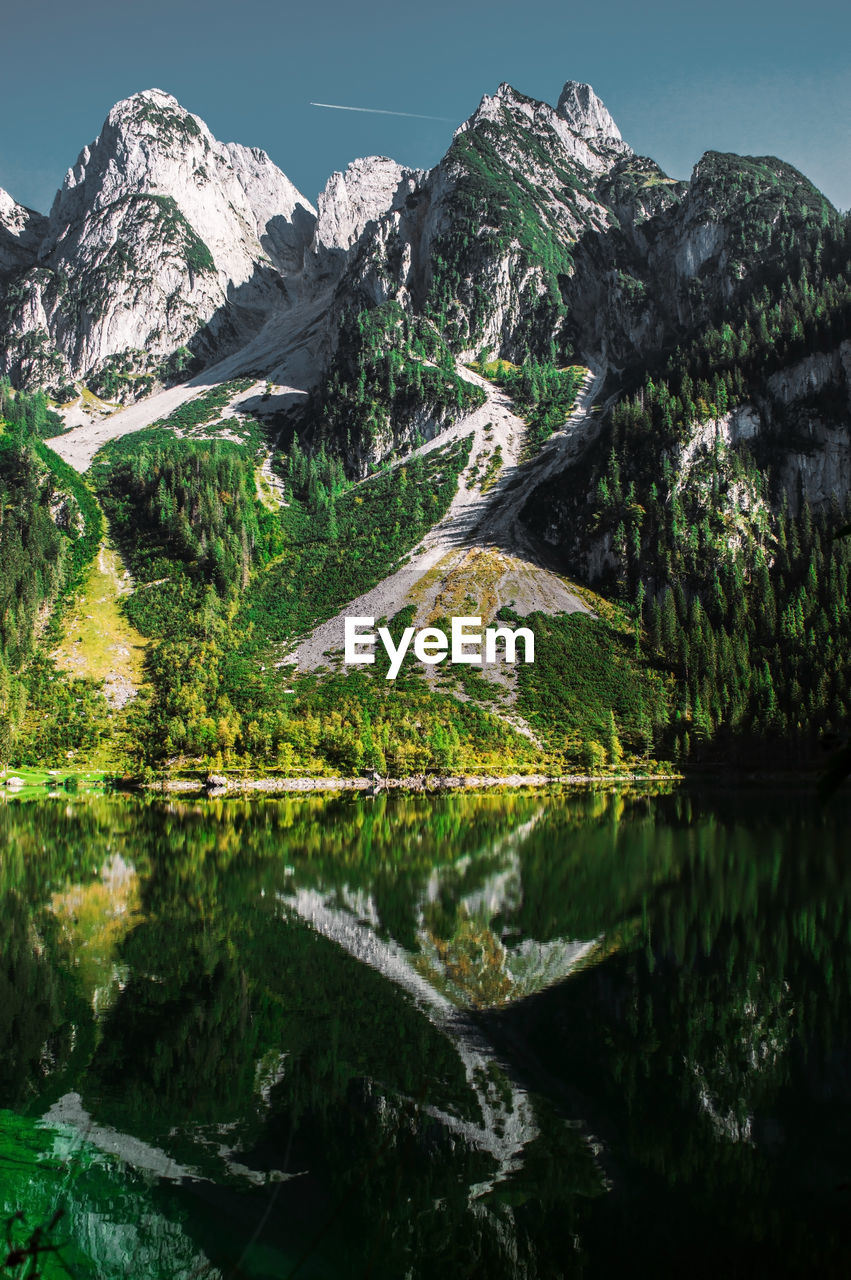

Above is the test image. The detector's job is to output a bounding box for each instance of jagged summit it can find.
[556,81,627,150]
[121,87,180,107]
[1,67,836,465]
[50,87,315,258]
[0,186,44,231]
[109,86,186,117]
[313,156,422,257]
[457,81,545,135]
[1,89,317,389]
[457,77,631,175]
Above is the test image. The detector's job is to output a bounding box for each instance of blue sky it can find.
[1,0,848,213]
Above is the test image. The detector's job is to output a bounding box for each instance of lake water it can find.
[1,786,849,1277]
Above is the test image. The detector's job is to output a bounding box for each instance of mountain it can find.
[0,78,849,781]
[0,89,316,395]
[335,81,633,356]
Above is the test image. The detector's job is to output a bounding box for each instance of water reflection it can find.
[0,787,849,1276]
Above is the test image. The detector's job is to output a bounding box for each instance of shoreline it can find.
[149,771,680,795]
[6,767,835,799]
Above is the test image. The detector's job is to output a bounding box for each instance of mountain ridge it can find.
[0,77,651,400]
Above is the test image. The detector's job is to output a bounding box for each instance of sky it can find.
[1,0,849,215]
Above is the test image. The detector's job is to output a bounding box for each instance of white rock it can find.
[3,89,317,384]
[556,81,629,153]
[313,156,420,256]
[457,80,631,176]
[0,187,47,274]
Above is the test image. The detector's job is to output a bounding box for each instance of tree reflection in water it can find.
[0,786,849,1277]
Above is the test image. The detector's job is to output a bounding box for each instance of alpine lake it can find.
[1,783,849,1278]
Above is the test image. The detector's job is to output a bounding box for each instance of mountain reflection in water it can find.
[0,786,849,1278]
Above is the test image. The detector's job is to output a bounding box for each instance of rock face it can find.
[0,75,847,532]
[558,144,835,373]
[765,342,851,512]
[293,75,847,502]
[0,188,47,276]
[312,156,422,259]
[333,77,819,379]
[1,76,818,397]
[330,79,637,368]
[524,332,851,582]
[454,79,631,176]
[555,81,630,154]
[1,89,316,389]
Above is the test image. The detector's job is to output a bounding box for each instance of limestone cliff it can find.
[0,188,47,276]
[1,89,315,391]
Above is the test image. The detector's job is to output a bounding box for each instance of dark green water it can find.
[1,786,849,1278]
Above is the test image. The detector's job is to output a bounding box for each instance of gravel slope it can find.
[288,364,605,672]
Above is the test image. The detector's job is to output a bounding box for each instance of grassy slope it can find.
[50,545,146,699]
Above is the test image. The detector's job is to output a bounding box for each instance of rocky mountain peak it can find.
[1,89,317,390]
[458,82,540,136]
[116,86,184,114]
[0,186,42,232]
[0,188,47,275]
[556,81,630,154]
[48,87,316,268]
[108,87,194,128]
[456,79,630,176]
[52,90,208,220]
[313,155,422,257]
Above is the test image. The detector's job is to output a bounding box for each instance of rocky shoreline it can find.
[149,771,678,796]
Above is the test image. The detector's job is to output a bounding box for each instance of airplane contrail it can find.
[310,102,454,122]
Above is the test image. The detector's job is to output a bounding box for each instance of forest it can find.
[87,421,526,773]
[307,301,484,472]
[539,212,851,764]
